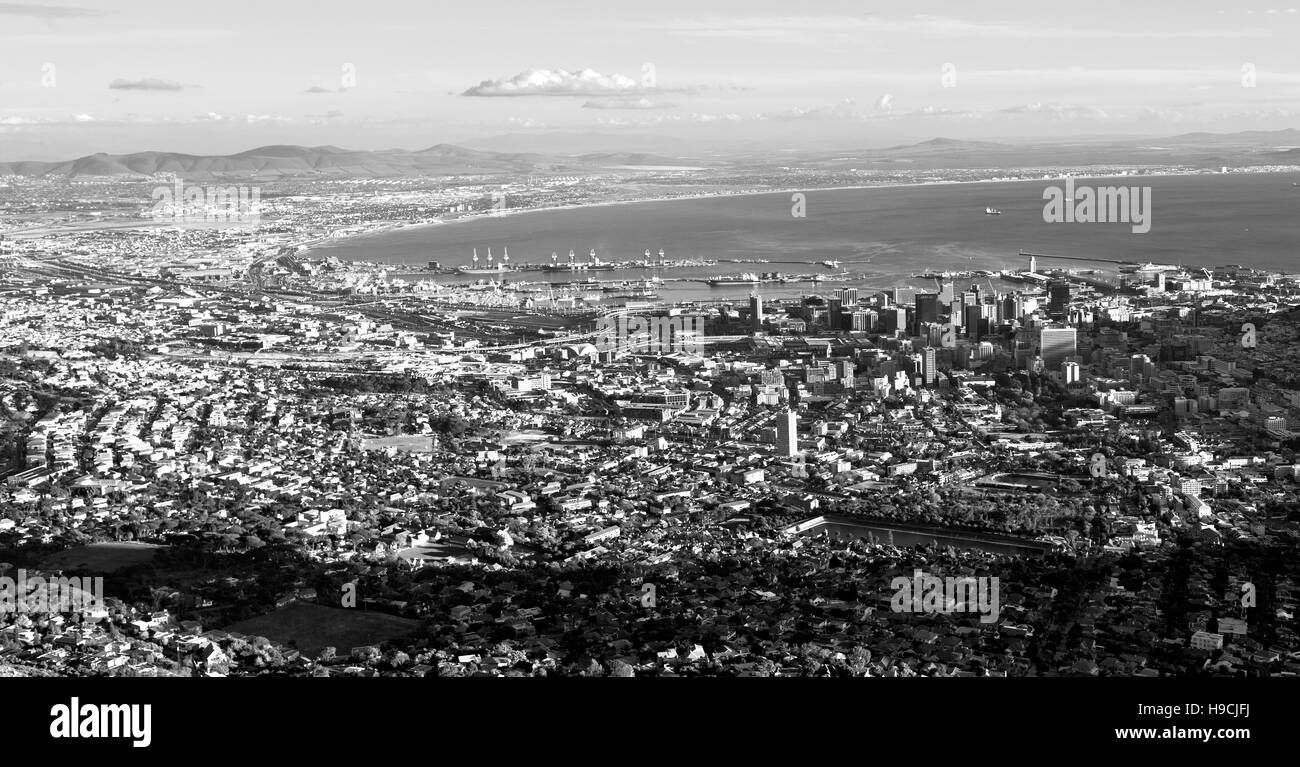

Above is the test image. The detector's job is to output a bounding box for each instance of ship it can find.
[985,207,1003,215]
[708,272,762,286]
[821,260,841,269]
[458,247,515,274]
[543,248,616,272]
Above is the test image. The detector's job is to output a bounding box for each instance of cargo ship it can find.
[543,249,615,272]
[708,273,763,286]
[458,247,516,275]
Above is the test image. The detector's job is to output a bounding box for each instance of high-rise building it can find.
[1063,361,1081,385]
[915,293,939,328]
[1048,280,1072,316]
[749,294,764,333]
[999,295,1024,324]
[882,307,908,333]
[920,346,937,386]
[836,359,856,388]
[836,287,859,306]
[826,298,843,330]
[964,304,985,340]
[1129,354,1152,384]
[1038,326,1077,372]
[777,408,799,457]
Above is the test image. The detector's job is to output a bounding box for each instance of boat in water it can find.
[821,260,841,269]
[543,248,615,272]
[985,207,1003,215]
[708,272,762,286]
[458,247,516,274]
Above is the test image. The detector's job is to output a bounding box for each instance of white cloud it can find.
[108,78,189,92]
[1002,102,1110,120]
[464,68,643,97]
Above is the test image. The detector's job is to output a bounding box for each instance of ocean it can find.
[309,173,1300,303]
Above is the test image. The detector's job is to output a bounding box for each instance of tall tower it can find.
[1038,326,1077,372]
[777,408,798,457]
[750,293,764,333]
[920,346,937,387]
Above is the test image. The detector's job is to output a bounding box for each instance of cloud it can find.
[594,112,742,126]
[759,100,865,121]
[463,68,644,97]
[0,2,104,17]
[506,116,546,128]
[192,112,289,124]
[1001,102,1110,120]
[582,96,674,110]
[108,78,187,92]
[875,94,894,114]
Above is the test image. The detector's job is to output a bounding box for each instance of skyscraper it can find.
[964,304,984,340]
[915,293,939,331]
[1048,280,1072,316]
[749,294,763,333]
[777,408,799,457]
[1038,326,1077,372]
[920,346,937,386]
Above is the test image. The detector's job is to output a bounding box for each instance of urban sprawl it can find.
[2,177,1300,679]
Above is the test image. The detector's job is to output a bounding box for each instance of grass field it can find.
[42,542,164,573]
[223,602,420,656]
[359,435,434,452]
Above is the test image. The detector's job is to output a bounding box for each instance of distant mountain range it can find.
[0,144,698,180]
[2,129,1298,180]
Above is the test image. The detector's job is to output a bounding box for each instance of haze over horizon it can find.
[2,0,1300,161]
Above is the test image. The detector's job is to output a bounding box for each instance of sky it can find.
[1,0,1299,159]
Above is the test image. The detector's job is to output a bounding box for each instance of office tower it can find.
[837,287,859,306]
[1063,361,1081,384]
[851,311,873,331]
[836,359,856,388]
[964,304,984,340]
[920,346,937,386]
[882,307,908,333]
[777,408,799,457]
[1038,326,1077,372]
[937,281,954,307]
[749,294,764,333]
[827,298,843,330]
[1048,280,1071,316]
[915,293,939,328]
[1129,354,1153,384]
[962,290,978,312]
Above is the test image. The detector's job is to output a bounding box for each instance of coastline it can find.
[301,168,1265,261]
